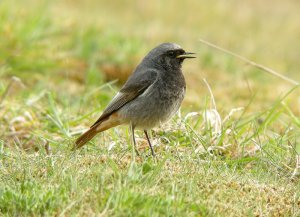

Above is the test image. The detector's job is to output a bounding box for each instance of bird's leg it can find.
[131,124,140,156]
[144,130,155,157]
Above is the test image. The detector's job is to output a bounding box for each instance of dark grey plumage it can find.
[75,43,195,155]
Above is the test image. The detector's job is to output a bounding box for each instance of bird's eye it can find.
[168,51,176,57]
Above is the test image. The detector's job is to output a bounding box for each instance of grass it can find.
[1,0,300,216]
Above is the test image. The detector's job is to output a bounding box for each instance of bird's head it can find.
[144,43,196,70]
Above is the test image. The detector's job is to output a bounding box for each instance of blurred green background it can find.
[1,0,300,110]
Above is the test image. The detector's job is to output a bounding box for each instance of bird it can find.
[74,43,195,156]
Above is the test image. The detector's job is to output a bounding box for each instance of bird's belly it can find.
[119,86,185,129]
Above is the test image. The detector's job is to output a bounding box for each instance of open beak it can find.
[176,52,196,59]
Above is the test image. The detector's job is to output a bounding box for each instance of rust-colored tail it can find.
[74,126,98,149]
[74,112,124,150]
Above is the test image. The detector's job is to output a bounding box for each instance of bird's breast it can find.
[118,71,186,129]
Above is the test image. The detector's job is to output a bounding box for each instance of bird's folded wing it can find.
[90,70,158,128]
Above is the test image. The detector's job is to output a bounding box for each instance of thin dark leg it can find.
[131,124,140,156]
[144,130,155,157]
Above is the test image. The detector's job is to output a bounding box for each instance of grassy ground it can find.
[1,0,300,216]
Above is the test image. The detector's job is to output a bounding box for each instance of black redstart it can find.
[75,43,195,156]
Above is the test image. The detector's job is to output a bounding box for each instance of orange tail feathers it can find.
[74,126,99,149]
[74,112,124,150]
